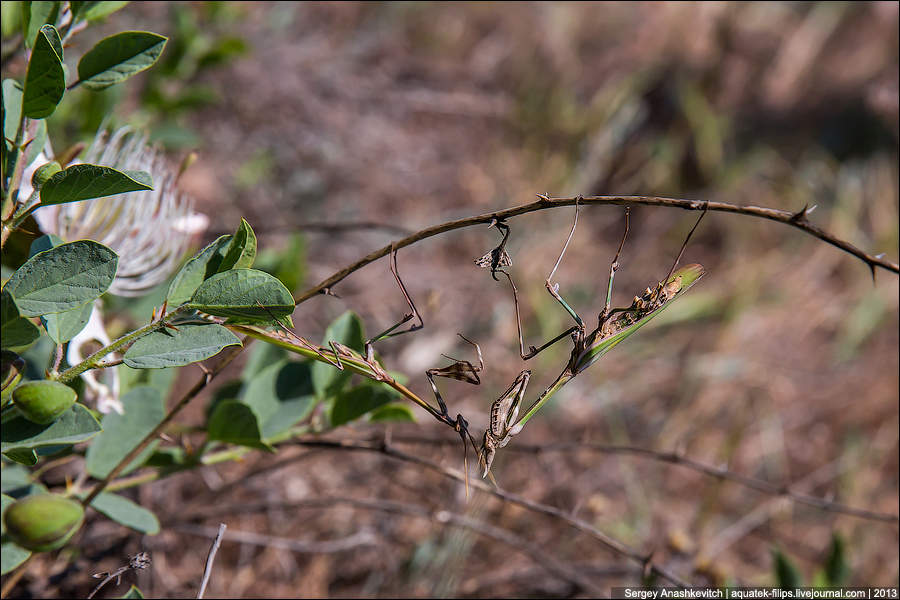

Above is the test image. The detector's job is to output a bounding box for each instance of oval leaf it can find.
[88,492,159,535]
[41,301,93,344]
[1,290,41,350]
[5,240,118,317]
[187,269,294,321]
[23,25,64,119]
[207,400,272,452]
[70,1,129,22]
[240,360,316,440]
[218,218,257,272]
[85,386,164,478]
[23,2,61,49]
[330,384,394,428]
[166,235,232,305]
[123,323,241,369]
[368,403,415,423]
[77,31,167,91]
[39,164,152,206]
[0,403,101,454]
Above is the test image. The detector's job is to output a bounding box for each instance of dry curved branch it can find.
[294,195,898,305]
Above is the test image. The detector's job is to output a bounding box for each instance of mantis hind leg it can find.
[365,244,424,348]
[499,197,586,360]
[544,195,585,328]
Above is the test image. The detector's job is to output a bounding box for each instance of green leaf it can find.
[0,403,101,454]
[77,31,167,91]
[5,240,118,317]
[23,2,59,48]
[1,289,41,350]
[85,386,164,478]
[206,400,272,452]
[218,218,257,272]
[574,264,707,374]
[3,448,38,466]
[2,79,23,154]
[166,235,232,305]
[330,384,394,428]
[119,585,145,599]
[242,339,289,380]
[23,25,64,119]
[772,549,803,589]
[28,233,65,257]
[241,360,316,440]
[1,494,32,575]
[70,1,129,22]
[123,323,241,369]
[40,301,93,344]
[368,403,415,423]
[0,466,32,495]
[824,532,849,586]
[39,163,153,206]
[312,311,365,398]
[88,492,159,535]
[187,269,294,322]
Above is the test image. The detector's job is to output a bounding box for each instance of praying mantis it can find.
[236,198,707,482]
[476,197,708,477]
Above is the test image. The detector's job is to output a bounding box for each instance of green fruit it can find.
[12,380,77,424]
[3,494,84,552]
[1,350,25,408]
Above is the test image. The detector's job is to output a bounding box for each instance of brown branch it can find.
[294,195,898,305]
[177,496,604,595]
[197,523,226,599]
[283,437,692,587]
[389,435,899,523]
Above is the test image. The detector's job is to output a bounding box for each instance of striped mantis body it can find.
[477,199,708,477]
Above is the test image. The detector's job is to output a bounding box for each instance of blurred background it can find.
[3,1,898,597]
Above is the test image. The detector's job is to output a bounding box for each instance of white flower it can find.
[34,127,208,296]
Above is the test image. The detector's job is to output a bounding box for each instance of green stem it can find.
[230,324,444,422]
[0,117,28,249]
[513,370,574,430]
[57,306,188,383]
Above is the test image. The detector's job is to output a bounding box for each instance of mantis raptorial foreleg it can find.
[474,218,513,281]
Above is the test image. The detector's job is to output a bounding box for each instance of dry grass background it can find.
[10,2,898,598]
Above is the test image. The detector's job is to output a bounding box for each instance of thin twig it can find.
[293,195,897,305]
[177,496,603,595]
[388,435,899,523]
[197,523,226,599]
[284,437,691,586]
